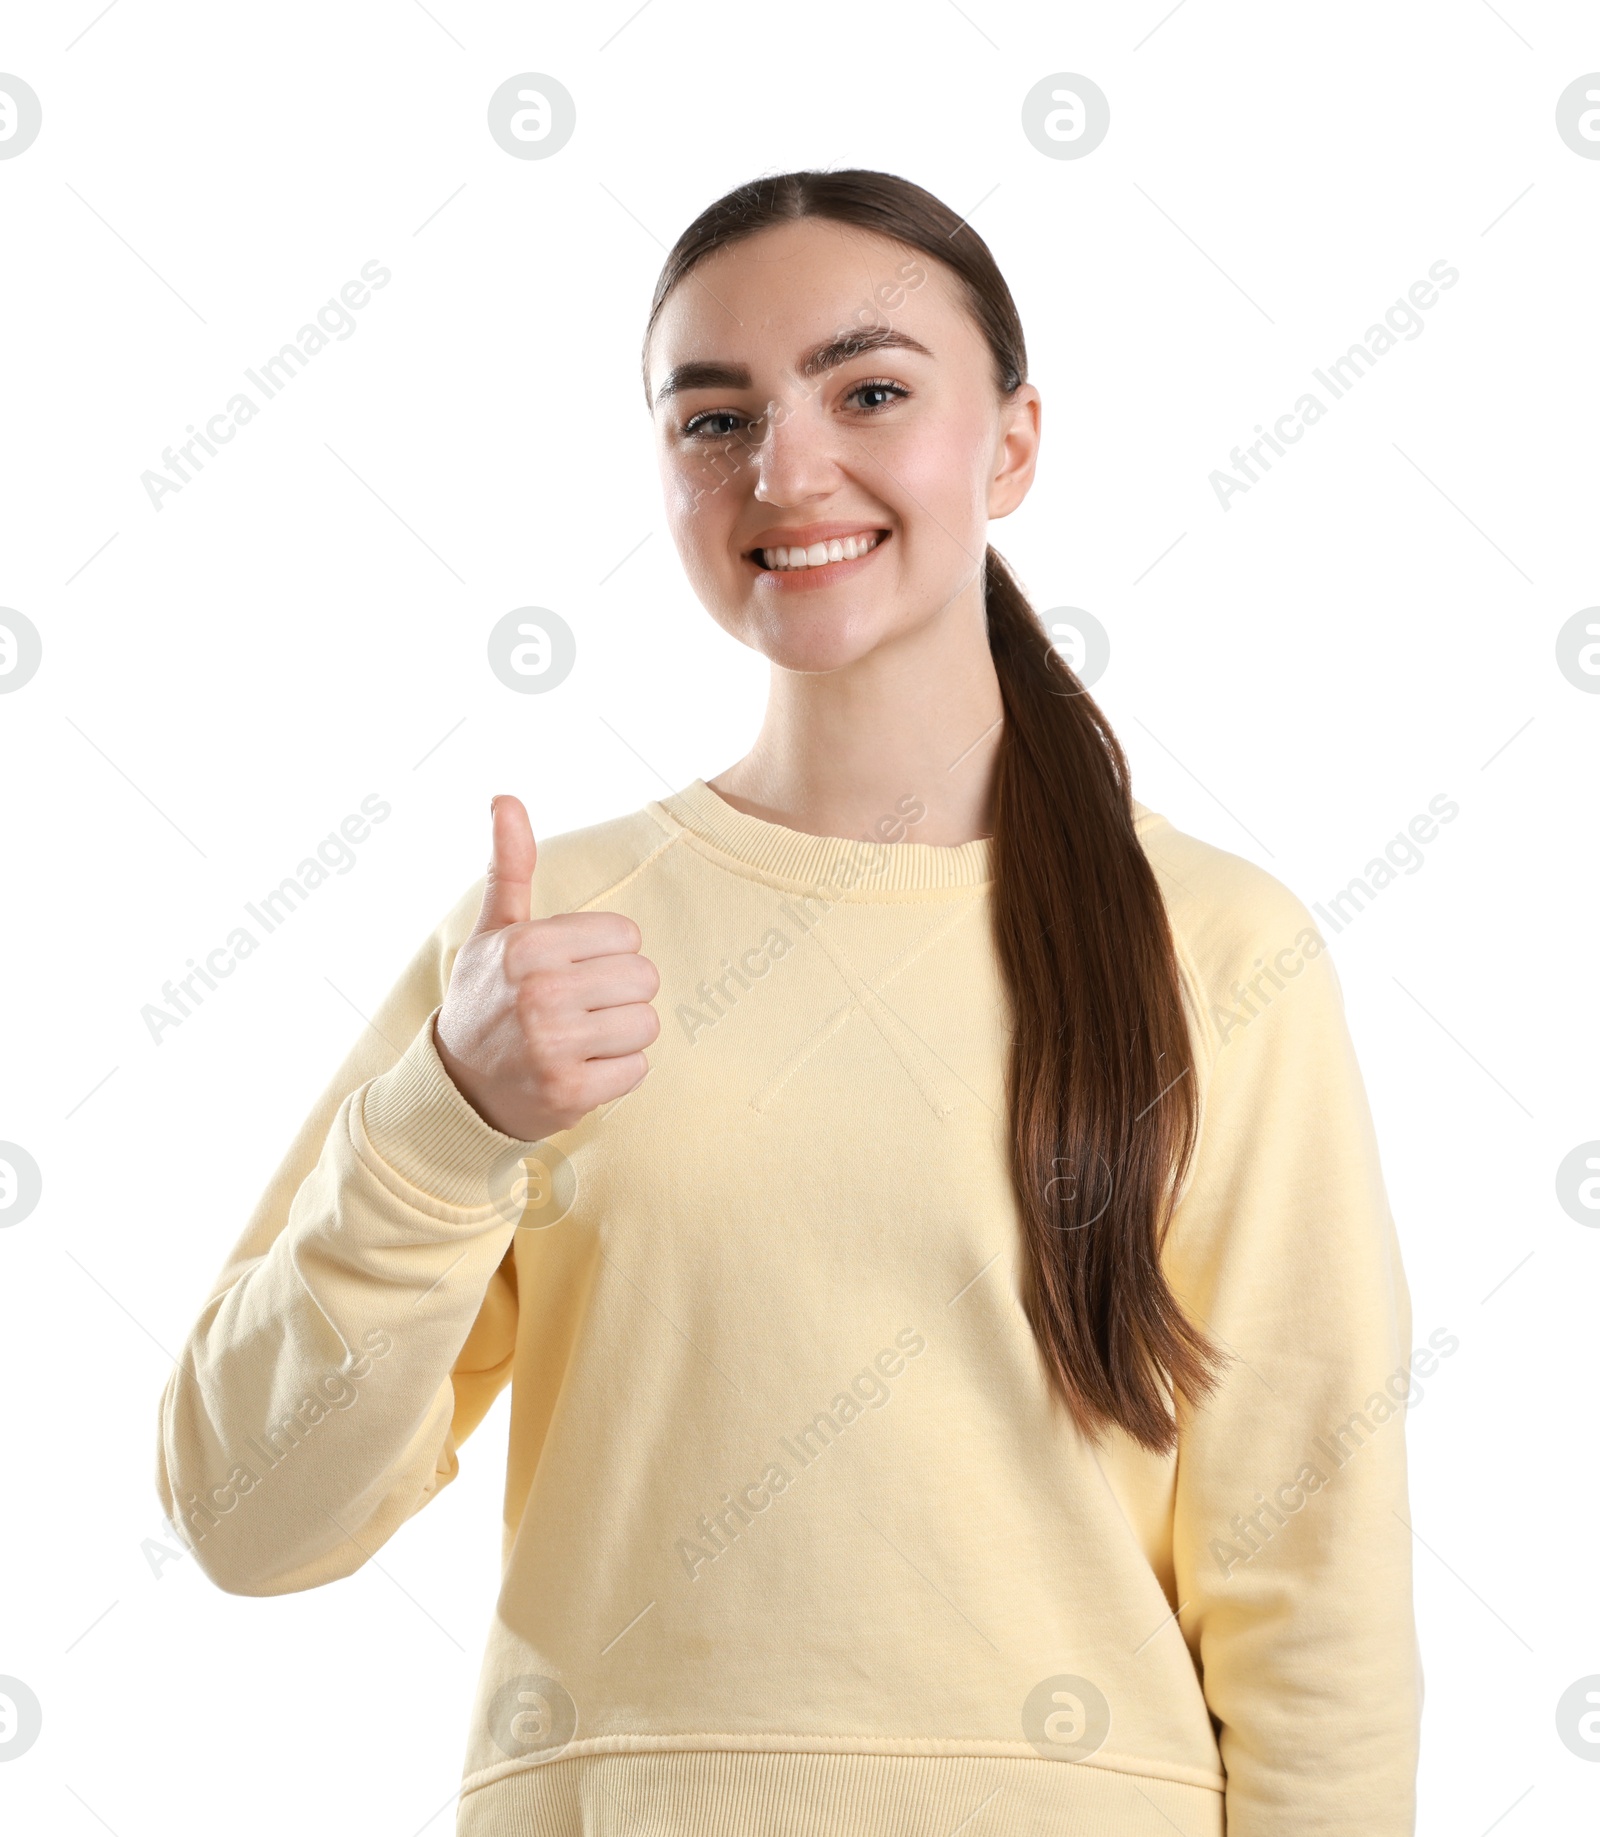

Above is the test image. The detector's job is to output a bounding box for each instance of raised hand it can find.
[433,795,660,1140]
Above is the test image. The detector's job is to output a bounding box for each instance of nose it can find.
[751,395,840,506]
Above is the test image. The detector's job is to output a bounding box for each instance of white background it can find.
[1,2,1596,1832]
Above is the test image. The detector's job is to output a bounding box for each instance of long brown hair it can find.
[643,169,1226,1452]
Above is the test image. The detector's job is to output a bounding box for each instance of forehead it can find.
[646,217,967,380]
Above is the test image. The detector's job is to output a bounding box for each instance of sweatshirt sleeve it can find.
[1162,863,1421,1835]
[155,883,540,1596]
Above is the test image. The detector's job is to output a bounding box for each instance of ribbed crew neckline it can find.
[651,779,995,894]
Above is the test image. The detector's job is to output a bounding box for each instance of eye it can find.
[844,377,910,413]
[680,408,752,441]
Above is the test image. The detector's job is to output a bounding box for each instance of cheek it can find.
[662,445,748,540]
[871,418,991,560]
[662,478,743,612]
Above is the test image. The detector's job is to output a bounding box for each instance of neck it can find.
[707,578,1005,847]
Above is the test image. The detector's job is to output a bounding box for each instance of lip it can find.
[742,523,892,592]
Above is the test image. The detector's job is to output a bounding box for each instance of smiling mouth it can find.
[747,530,889,572]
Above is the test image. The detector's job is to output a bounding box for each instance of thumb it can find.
[474,794,537,932]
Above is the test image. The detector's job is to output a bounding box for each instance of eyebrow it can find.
[651,325,935,409]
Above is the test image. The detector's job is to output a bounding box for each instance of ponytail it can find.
[984,546,1224,1450]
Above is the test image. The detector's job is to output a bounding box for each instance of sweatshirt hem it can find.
[459,1733,1225,1795]
[454,1747,1225,1837]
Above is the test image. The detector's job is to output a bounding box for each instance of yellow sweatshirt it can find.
[156,779,1421,1836]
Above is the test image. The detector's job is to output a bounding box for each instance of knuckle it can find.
[591,908,641,954]
[500,928,544,980]
[539,1064,586,1119]
[520,1021,569,1078]
[514,967,563,1017]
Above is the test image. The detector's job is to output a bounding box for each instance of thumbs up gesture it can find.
[433,795,660,1141]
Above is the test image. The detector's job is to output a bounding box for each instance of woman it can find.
[157,169,1421,1835]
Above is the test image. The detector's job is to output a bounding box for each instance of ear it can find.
[987,383,1042,521]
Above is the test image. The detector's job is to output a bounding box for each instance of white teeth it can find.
[759,532,882,571]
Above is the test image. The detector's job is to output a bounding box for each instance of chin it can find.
[737,598,895,673]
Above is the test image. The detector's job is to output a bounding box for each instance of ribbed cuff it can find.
[360,1008,541,1208]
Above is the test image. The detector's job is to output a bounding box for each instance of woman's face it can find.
[645,217,1040,674]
